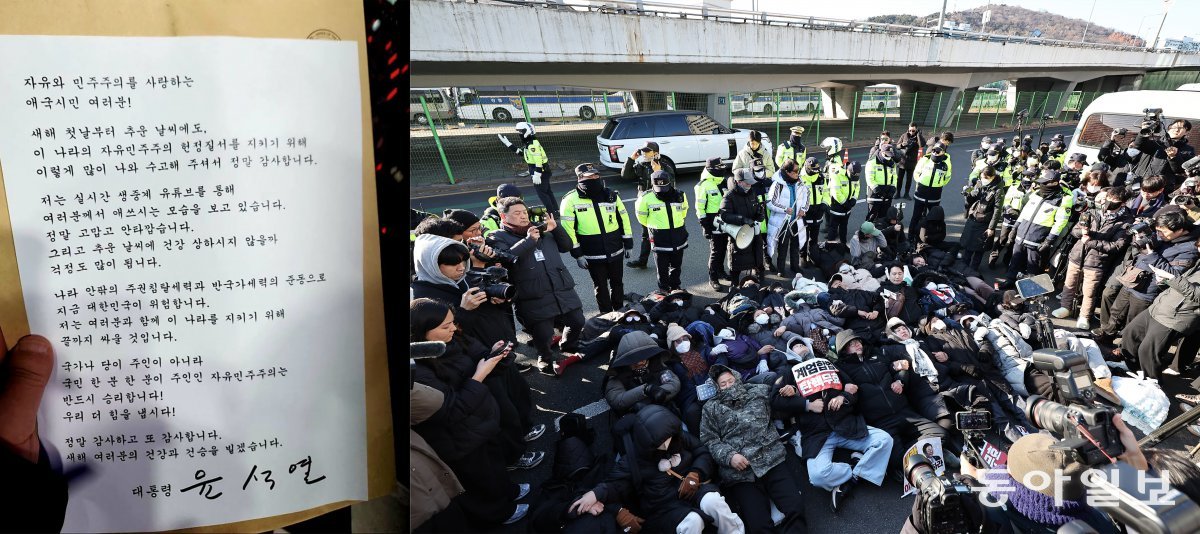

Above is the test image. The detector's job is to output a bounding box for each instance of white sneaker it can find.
[1075,317,1090,330]
[503,504,530,525]
[1051,307,1071,319]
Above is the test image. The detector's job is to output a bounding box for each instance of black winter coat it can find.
[960,179,1005,252]
[836,349,912,426]
[623,154,678,191]
[411,337,501,461]
[879,281,925,326]
[1098,136,1169,188]
[772,359,865,459]
[410,279,516,349]
[1067,207,1133,271]
[720,186,766,271]
[487,223,584,322]
[826,286,887,341]
[593,406,715,529]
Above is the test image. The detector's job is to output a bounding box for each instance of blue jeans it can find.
[806,426,893,490]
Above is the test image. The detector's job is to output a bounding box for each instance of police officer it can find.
[969,147,1012,189]
[828,160,862,242]
[799,156,830,261]
[696,157,732,290]
[481,183,524,236]
[498,122,558,217]
[990,169,1035,268]
[775,125,807,169]
[1002,169,1075,283]
[623,141,677,269]
[909,142,952,239]
[636,171,690,291]
[1045,134,1067,166]
[865,143,900,221]
[560,164,633,314]
[969,136,994,168]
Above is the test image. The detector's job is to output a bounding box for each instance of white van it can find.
[1067,89,1200,164]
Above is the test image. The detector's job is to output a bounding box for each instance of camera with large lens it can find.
[465,266,516,300]
[1129,218,1155,248]
[466,241,516,264]
[1113,127,1128,136]
[1025,350,1125,466]
[904,453,977,534]
[1141,108,1164,135]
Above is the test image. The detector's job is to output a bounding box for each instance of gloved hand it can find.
[616,508,645,534]
[1037,242,1053,256]
[624,249,631,259]
[532,171,543,185]
[497,134,513,148]
[576,257,589,269]
[644,383,668,403]
[710,344,729,355]
[678,471,702,500]
[755,359,770,375]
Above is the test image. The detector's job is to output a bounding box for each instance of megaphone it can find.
[715,220,754,249]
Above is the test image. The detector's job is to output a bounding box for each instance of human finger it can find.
[0,335,55,463]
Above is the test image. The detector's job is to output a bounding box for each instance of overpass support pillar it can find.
[925,87,963,129]
[1047,81,1078,118]
[706,93,732,127]
[1005,79,1019,112]
[820,84,862,120]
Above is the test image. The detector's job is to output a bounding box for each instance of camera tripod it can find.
[1139,400,1200,460]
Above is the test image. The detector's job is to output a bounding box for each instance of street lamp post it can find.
[1081,0,1097,44]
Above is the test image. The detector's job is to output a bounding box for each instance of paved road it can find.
[411,125,1200,533]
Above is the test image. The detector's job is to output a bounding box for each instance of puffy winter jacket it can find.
[699,365,787,485]
[486,223,584,323]
[411,337,501,461]
[593,405,715,528]
[1127,225,1200,302]
[1149,261,1200,334]
[1067,207,1133,271]
[773,355,865,459]
[604,331,681,415]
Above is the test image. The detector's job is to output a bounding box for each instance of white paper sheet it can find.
[0,35,366,532]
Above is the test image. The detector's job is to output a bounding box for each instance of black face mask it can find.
[579,179,605,195]
[784,172,799,183]
[1107,201,1124,211]
[931,154,946,163]
[1039,183,1059,197]
[790,135,803,146]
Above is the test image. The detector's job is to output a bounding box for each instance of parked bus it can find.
[455,89,631,122]
[409,88,457,125]
[859,87,901,113]
[732,92,822,115]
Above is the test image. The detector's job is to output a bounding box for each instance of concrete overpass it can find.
[410,0,1200,126]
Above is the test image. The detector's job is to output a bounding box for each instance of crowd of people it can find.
[407,117,1200,533]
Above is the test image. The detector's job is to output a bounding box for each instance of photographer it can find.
[559,164,633,314]
[622,141,677,269]
[1165,119,1195,186]
[486,197,587,375]
[1053,187,1134,330]
[1128,174,1169,218]
[1171,176,1200,223]
[1097,122,1169,190]
[895,122,926,200]
[1119,234,1200,379]
[1095,209,1200,345]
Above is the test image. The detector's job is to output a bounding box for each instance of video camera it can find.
[464,266,516,300]
[1025,350,1124,466]
[904,453,979,534]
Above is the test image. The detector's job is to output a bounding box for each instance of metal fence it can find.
[409,88,1103,187]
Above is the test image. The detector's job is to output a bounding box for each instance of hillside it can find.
[866,4,1144,47]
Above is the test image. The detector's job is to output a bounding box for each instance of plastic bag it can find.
[1111,373,1170,434]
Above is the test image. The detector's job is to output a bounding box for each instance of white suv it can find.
[596,110,772,172]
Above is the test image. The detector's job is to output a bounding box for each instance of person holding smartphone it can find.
[622,141,677,268]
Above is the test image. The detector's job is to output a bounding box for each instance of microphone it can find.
[410,341,447,359]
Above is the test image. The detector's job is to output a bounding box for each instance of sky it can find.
[724,0,1195,43]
